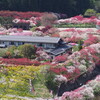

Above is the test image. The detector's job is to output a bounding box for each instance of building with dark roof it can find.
[0,35,72,56]
[0,35,62,48]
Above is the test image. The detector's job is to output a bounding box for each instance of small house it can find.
[0,35,72,56]
[0,35,62,48]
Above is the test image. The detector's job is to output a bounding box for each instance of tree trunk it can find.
[29,79,35,93]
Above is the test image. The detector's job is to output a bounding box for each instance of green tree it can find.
[84,9,96,17]
[7,45,17,57]
[19,44,36,59]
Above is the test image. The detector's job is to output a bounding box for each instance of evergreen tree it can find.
[76,0,93,15]
[0,0,96,16]
[0,0,8,10]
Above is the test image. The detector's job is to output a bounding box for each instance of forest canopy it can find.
[0,0,99,17]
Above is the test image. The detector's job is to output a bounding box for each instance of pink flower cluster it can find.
[6,28,33,36]
[9,28,22,32]
[59,28,100,40]
[0,11,43,18]
[0,32,7,35]
[50,66,80,82]
[67,36,82,43]
[36,49,51,61]
[0,58,41,66]
[96,20,100,25]
[13,17,40,26]
[83,34,99,46]
[67,43,100,71]
[10,31,33,36]
[53,55,67,63]
[56,15,100,25]
[0,27,7,35]
[35,26,52,33]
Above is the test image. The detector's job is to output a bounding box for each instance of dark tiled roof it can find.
[49,45,72,56]
[0,35,60,44]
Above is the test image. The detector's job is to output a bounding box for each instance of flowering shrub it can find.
[0,32,7,35]
[32,60,41,66]
[0,11,43,18]
[5,28,34,36]
[45,27,60,36]
[96,20,100,25]
[68,43,100,69]
[59,28,100,39]
[88,76,100,96]
[34,26,60,36]
[54,75,68,83]
[35,26,52,33]
[51,33,60,37]
[36,49,51,61]
[83,34,99,46]
[53,55,67,63]
[56,15,98,25]
[53,15,100,28]
[12,17,41,27]
[9,31,33,36]
[48,65,80,84]
[0,11,42,27]
[0,58,41,66]
[64,43,99,74]
[67,36,82,43]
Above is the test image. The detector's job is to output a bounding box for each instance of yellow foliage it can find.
[0,65,50,97]
[3,65,45,80]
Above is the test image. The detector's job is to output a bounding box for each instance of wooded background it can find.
[0,0,99,17]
